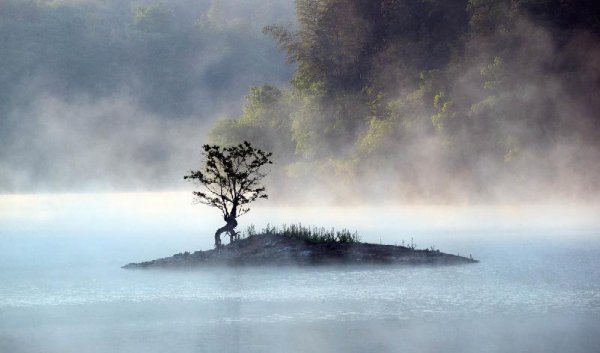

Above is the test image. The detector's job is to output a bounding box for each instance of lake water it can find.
[1,195,599,352]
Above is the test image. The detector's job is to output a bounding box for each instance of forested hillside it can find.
[210,0,600,202]
[2,0,599,202]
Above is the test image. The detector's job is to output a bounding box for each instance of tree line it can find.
[210,0,600,201]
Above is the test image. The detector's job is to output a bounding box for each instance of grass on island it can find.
[241,224,442,253]
[242,223,361,244]
[147,224,478,265]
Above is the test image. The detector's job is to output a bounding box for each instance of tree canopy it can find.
[184,142,272,247]
[210,0,600,201]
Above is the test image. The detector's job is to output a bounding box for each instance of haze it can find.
[1,1,599,353]
[1,0,598,203]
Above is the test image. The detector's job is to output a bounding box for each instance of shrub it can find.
[243,223,361,243]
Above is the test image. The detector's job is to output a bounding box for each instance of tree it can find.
[184,141,273,248]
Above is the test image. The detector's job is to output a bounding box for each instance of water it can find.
[1,196,600,352]
[2,233,599,353]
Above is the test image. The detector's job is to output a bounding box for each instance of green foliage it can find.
[480,56,505,91]
[242,85,286,128]
[357,118,396,155]
[265,0,369,93]
[431,92,456,131]
[208,85,297,157]
[210,0,600,200]
[3,0,600,196]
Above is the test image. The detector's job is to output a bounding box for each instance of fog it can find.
[1,1,600,352]
[1,0,599,203]
[0,0,294,192]
[1,193,600,353]
[3,192,599,238]
[193,0,600,204]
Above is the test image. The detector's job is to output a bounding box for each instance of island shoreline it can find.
[123,234,478,269]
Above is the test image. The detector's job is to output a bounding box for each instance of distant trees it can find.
[0,0,290,116]
[184,142,273,248]
[209,0,600,200]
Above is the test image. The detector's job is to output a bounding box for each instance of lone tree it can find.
[184,141,273,248]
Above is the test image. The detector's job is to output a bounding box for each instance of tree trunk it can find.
[227,218,238,244]
[214,225,226,248]
[214,217,238,248]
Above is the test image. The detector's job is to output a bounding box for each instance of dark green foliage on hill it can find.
[211,0,600,201]
[2,0,599,199]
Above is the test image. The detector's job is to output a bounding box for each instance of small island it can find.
[123,225,477,269]
[123,143,477,269]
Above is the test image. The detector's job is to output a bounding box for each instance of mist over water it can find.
[1,194,599,353]
[1,0,600,351]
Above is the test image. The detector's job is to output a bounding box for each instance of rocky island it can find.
[132,144,476,269]
[123,231,478,269]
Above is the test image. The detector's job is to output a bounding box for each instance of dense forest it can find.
[1,0,599,202]
[210,0,600,202]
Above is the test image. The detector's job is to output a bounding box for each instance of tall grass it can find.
[243,223,361,244]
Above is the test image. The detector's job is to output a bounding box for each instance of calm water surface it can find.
[1,199,599,352]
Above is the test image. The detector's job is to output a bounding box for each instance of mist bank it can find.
[2,193,599,239]
[211,0,600,203]
[2,0,599,204]
[0,0,294,192]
